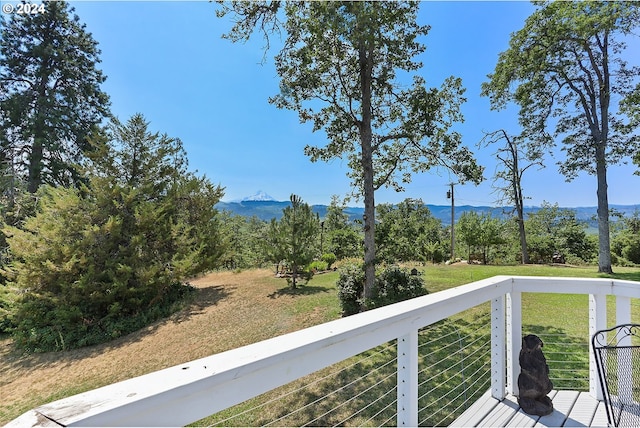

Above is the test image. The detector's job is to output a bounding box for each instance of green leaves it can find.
[4,115,223,351]
[266,2,481,193]
[482,1,640,173]
[336,263,428,316]
[524,202,596,264]
[456,211,505,264]
[376,198,443,263]
[218,0,483,298]
[482,0,640,273]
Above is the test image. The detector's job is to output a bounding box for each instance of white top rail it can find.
[8,276,640,427]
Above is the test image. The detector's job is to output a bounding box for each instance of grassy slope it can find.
[1,264,639,425]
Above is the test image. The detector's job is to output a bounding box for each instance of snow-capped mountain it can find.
[241,190,276,202]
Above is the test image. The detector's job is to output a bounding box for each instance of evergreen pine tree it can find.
[0,0,110,194]
[5,115,225,351]
[267,194,319,288]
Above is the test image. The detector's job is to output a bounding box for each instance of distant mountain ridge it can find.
[216,199,640,227]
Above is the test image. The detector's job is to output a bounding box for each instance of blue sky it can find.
[14,0,640,207]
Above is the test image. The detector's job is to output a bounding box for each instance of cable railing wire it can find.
[378,409,398,427]
[416,313,492,426]
[357,386,397,427]
[327,371,397,427]
[418,361,490,427]
[417,329,490,377]
[204,301,614,427]
[265,348,397,427]
[209,340,396,426]
[422,364,491,426]
[430,369,492,427]
[299,359,396,426]
[417,321,491,383]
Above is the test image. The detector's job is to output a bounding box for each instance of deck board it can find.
[590,402,609,428]
[450,390,608,427]
[562,392,600,427]
[536,390,579,427]
[448,390,500,427]
[476,395,520,427]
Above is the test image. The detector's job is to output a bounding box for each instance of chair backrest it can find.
[592,324,640,427]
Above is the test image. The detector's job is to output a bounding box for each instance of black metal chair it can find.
[592,324,640,427]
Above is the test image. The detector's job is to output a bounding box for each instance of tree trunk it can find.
[362,148,375,301]
[515,179,530,264]
[517,216,530,264]
[506,131,530,264]
[358,13,376,303]
[595,143,613,274]
[595,37,612,274]
[29,75,49,193]
[27,137,43,193]
[292,264,298,289]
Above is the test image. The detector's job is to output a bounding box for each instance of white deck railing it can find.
[8,275,640,427]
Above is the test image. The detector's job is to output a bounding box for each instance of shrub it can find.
[321,253,337,269]
[336,264,428,316]
[336,263,365,316]
[622,237,640,265]
[11,282,194,352]
[309,260,328,271]
[366,266,428,309]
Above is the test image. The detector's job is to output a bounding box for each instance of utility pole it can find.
[447,183,456,261]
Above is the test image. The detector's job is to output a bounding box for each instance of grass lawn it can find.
[1,263,639,425]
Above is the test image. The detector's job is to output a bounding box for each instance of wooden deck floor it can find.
[450,390,609,427]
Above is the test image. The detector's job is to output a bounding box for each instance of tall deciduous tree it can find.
[524,202,595,265]
[481,1,640,274]
[0,0,110,194]
[376,198,442,263]
[216,1,482,299]
[621,86,640,174]
[456,211,504,265]
[323,195,361,261]
[480,130,543,264]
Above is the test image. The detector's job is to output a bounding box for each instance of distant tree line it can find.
[215,196,640,270]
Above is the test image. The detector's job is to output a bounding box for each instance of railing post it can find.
[397,329,418,427]
[491,296,506,400]
[616,295,633,404]
[616,295,631,326]
[589,293,607,400]
[506,290,521,396]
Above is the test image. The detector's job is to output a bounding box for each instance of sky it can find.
[3,0,639,207]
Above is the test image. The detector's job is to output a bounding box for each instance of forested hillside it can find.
[216,199,640,227]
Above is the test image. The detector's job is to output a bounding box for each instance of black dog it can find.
[517,334,553,416]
